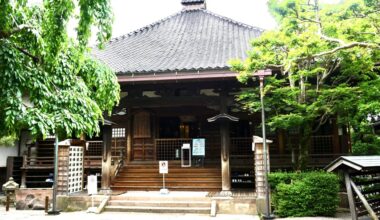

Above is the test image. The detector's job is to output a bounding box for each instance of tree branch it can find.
[0,25,34,39]
[13,45,40,63]
[313,42,379,58]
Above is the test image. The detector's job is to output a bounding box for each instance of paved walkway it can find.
[0,208,353,220]
[0,209,258,220]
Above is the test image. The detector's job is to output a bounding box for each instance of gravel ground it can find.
[0,208,355,220]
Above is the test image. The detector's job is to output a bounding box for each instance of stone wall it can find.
[57,195,107,212]
[215,198,257,214]
[15,188,53,210]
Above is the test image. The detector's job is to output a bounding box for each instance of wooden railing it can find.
[22,155,54,168]
[84,155,102,168]
[155,138,192,160]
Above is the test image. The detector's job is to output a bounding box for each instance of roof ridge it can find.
[106,8,264,45]
[107,10,186,44]
[201,9,265,33]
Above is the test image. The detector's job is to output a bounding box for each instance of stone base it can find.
[57,195,108,212]
[15,188,53,210]
[216,198,257,214]
[256,197,267,215]
[99,188,112,195]
[215,190,232,197]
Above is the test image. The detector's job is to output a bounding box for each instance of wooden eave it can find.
[117,70,238,84]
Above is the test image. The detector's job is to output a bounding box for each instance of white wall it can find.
[0,145,18,167]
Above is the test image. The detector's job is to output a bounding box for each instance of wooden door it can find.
[132,111,155,161]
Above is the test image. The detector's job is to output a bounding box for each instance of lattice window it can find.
[112,128,126,159]
[86,141,102,156]
[112,128,125,138]
[68,146,84,194]
[311,135,333,154]
[230,137,252,156]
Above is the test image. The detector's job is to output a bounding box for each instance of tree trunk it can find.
[297,124,311,170]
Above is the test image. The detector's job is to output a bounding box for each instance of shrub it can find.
[269,171,340,217]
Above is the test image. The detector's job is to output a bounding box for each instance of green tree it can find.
[231,0,380,168]
[0,0,120,141]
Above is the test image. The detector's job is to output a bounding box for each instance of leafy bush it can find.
[269,171,340,217]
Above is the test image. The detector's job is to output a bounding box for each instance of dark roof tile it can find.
[92,9,263,75]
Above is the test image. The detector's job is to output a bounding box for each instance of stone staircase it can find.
[104,191,213,214]
[111,162,222,192]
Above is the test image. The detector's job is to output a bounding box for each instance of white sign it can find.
[159,160,168,174]
[192,138,205,156]
[87,175,97,195]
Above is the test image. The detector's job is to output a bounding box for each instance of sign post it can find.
[87,175,98,213]
[192,138,205,167]
[159,161,169,194]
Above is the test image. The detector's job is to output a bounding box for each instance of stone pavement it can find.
[0,208,353,220]
[1,208,259,220]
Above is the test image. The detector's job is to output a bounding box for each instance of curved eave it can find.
[117,70,239,84]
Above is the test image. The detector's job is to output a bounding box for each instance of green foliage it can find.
[0,135,16,146]
[231,0,380,162]
[269,171,340,217]
[0,0,119,140]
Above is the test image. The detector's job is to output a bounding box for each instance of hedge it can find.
[268,171,340,217]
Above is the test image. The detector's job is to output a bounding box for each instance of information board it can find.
[192,138,205,156]
[159,160,168,174]
[87,175,97,195]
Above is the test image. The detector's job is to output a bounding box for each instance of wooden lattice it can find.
[68,146,84,194]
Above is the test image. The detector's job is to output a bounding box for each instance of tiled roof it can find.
[181,0,205,4]
[92,9,263,75]
[325,156,380,172]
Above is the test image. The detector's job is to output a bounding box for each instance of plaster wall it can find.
[0,145,17,167]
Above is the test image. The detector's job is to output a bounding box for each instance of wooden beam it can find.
[124,96,221,108]
[344,172,357,220]
[350,179,378,220]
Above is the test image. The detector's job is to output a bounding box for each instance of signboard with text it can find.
[159,160,168,174]
[192,138,205,156]
[87,175,97,195]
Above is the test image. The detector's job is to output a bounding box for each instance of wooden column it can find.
[220,93,231,194]
[100,125,112,194]
[332,119,340,154]
[20,155,26,188]
[278,129,285,154]
[220,120,231,192]
[126,110,132,162]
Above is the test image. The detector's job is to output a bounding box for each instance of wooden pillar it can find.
[332,119,340,154]
[220,120,231,192]
[20,155,27,188]
[126,110,132,162]
[219,93,231,194]
[278,129,285,154]
[100,125,112,194]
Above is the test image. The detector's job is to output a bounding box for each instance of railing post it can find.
[20,155,27,188]
[6,194,10,211]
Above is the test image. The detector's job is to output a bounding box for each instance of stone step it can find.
[109,195,211,202]
[112,181,221,188]
[110,185,220,191]
[115,176,221,181]
[108,200,211,207]
[104,205,211,214]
